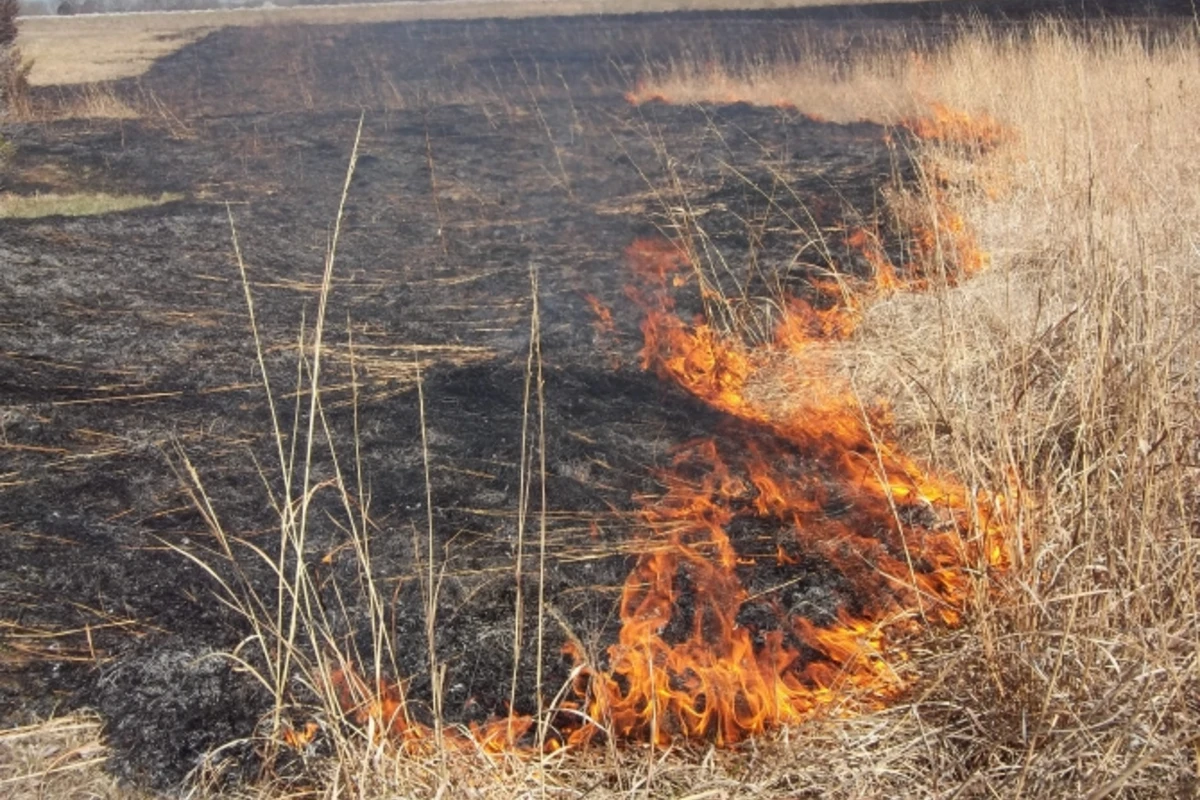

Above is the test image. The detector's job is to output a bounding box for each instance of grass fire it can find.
[1,1,1197,798]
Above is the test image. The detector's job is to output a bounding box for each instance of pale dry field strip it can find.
[17,0,937,86]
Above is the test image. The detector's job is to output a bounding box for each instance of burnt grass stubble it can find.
[0,0,1191,791]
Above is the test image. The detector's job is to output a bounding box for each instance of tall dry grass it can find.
[630,19,1200,798]
[0,713,133,800]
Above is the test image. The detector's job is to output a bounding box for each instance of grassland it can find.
[215,18,1197,799]
[16,0,940,86]
[621,18,1200,799]
[2,6,1197,800]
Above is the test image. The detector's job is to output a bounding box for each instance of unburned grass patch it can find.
[37,83,141,121]
[0,713,130,800]
[0,191,182,218]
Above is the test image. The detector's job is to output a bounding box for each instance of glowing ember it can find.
[625,80,671,106]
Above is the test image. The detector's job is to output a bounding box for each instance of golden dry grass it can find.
[626,18,1200,799]
[41,82,141,119]
[0,190,182,217]
[0,713,133,800]
[17,0,946,86]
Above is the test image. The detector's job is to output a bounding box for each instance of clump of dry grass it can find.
[2,81,142,122]
[0,190,182,218]
[859,28,1200,796]
[43,83,140,120]
[0,713,133,800]
[636,18,1200,798]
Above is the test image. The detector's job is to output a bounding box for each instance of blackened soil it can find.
[2,1,1192,792]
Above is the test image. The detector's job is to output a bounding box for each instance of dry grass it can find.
[627,28,925,123]
[7,81,141,120]
[630,18,1200,799]
[0,713,132,800]
[40,83,141,120]
[0,190,182,217]
[17,0,949,86]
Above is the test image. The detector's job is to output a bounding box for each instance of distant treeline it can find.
[18,0,431,15]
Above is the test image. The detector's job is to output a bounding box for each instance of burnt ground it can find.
[1,0,1195,792]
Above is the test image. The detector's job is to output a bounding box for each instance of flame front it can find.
[327,666,535,755]
[902,102,1012,149]
[566,234,1009,746]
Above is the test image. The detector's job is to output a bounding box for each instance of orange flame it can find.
[317,231,1011,753]
[583,292,616,335]
[909,190,989,280]
[625,79,670,106]
[568,440,912,747]
[280,720,319,750]
[328,666,536,755]
[902,102,1013,149]
[846,227,902,293]
[560,238,1010,745]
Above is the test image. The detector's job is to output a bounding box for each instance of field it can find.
[2,0,1198,798]
[15,0,935,85]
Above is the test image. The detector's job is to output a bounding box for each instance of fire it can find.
[328,666,421,748]
[566,439,914,747]
[308,229,1009,755]
[846,227,902,292]
[280,720,319,750]
[845,188,989,289]
[583,292,615,335]
[303,90,1016,759]
[909,187,989,279]
[326,666,536,755]
[561,236,1010,745]
[902,102,1012,149]
[625,80,671,106]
